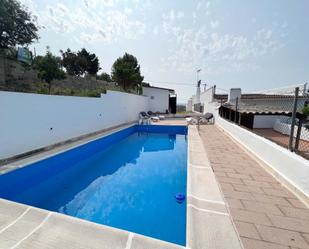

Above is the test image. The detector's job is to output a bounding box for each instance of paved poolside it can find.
[199,125,309,249]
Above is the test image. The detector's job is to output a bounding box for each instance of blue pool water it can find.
[0,125,187,245]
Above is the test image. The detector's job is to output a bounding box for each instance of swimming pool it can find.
[0,125,188,246]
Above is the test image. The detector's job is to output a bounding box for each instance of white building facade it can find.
[142,86,176,113]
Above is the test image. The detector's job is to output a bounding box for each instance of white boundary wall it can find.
[253,115,280,129]
[0,90,149,160]
[203,100,309,199]
[274,119,309,141]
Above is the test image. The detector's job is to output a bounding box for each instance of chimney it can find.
[228,88,241,104]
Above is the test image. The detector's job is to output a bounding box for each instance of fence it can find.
[218,85,309,160]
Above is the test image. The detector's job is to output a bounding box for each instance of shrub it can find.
[301,106,309,116]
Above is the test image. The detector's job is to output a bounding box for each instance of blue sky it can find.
[20,0,309,103]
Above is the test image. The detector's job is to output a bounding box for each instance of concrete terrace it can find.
[199,125,309,249]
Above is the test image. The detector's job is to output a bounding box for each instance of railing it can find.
[219,86,309,159]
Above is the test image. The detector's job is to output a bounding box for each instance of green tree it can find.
[111,53,144,91]
[0,0,39,48]
[77,48,100,75]
[60,48,100,76]
[33,50,65,93]
[97,72,112,82]
[60,49,86,76]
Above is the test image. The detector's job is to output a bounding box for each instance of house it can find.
[142,85,177,114]
[188,85,308,129]
[186,98,193,112]
[216,88,307,129]
[187,84,309,156]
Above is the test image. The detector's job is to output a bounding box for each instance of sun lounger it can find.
[148,111,165,120]
[139,112,151,124]
[147,111,160,122]
[186,117,198,125]
[186,113,214,125]
[198,113,214,124]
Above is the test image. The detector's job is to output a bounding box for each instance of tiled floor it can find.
[199,125,309,249]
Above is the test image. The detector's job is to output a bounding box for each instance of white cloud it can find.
[177,11,184,19]
[192,12,197,23]
[124,8,133,15]
[153,26,159,35]
[83,0,89,8]
[18,0,287,76]
[159,5,285,75]
[163,9,184,21]
[281,21,288,29]
[84,0,118,8]
[160,16,285,74]
[256,29,272,40]
[196,1,211,17]
[210,20,220,29]
[196,2,202,11]
[169,10,175,21]
[20,0,146,44]
[42,4,75,33]
[77,10,146,43]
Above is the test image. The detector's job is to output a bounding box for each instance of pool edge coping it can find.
[0,122,138,175]
[0,121,142,167]
[186,125,244,249]
[0,198,185,249]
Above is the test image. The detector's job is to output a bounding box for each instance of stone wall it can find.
[0,56,117,94]
[0,57,39,91]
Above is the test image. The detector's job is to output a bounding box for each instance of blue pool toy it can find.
[175,193,186,203]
